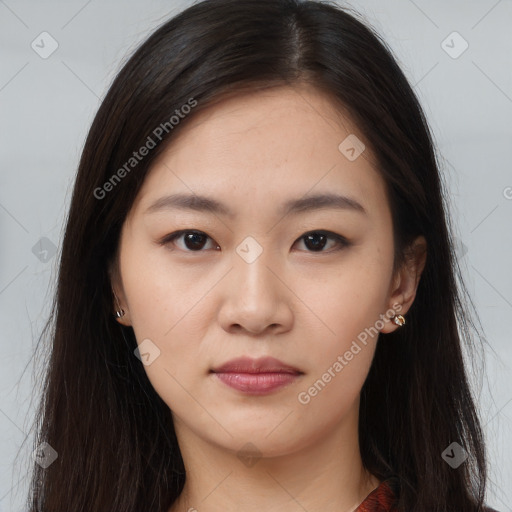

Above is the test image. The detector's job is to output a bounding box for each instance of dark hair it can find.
[25,0,491,510]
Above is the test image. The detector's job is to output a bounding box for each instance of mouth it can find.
[210,356,304,395]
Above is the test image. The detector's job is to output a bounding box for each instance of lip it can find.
[210,356,303,395]
[211,356,302,374]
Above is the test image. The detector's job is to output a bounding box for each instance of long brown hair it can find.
[26,1,490,510]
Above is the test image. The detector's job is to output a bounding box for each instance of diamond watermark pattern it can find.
[441,441,468,468]
[32,442,58,469]
[134,338,161,366]
[31,237,57,263]
[338,134,365,161]
[441,31,468,59]
[237,442,262,468]
[31,31,59,59]
[236,236,263,264]
[453,237,468,259]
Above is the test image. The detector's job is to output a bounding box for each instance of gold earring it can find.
[392,314,406,326]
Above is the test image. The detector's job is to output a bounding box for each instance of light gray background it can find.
[1,1,511,511]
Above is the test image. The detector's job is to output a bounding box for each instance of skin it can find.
[111,83,426,512]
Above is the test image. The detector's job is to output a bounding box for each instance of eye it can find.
[159,229,349,253]
[159,230,219,252]
[293,230,350,253]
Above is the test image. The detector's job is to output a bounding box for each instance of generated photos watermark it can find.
[297,303,403,405]
[94,97,198,200]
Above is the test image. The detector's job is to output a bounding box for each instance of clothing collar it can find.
[356,477,399,512]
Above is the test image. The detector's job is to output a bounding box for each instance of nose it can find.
[217,249,294,336]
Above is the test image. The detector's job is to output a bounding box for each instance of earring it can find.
[112,288,125,319]
[392,314,406,327]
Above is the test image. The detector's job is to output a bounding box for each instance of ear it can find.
[380,235,427,334]
[108,257,132,327]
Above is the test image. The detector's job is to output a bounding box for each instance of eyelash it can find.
[158,229,351,254]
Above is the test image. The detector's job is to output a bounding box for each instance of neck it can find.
[168,404,380,512]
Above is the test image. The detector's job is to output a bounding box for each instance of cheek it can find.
[119,241,215,389]
[120,238,206,338]
[292,271,385,417]
[291,248,392,403]
[296,250,392,344]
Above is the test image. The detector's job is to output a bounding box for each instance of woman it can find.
[27,0,498,510]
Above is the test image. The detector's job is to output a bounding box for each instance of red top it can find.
[356,478,399,512]
[355,478,500,512]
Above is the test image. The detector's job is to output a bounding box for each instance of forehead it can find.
[130,84,389,223]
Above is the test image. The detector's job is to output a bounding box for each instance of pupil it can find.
[305,233,326,251]
[185,232,206,250]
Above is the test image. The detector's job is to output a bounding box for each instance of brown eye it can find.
[160,230,218,251]
[295,231,350,253]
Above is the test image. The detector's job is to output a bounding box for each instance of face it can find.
[111,84,423,458]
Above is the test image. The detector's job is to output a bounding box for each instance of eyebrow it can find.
[144,192,367,218]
